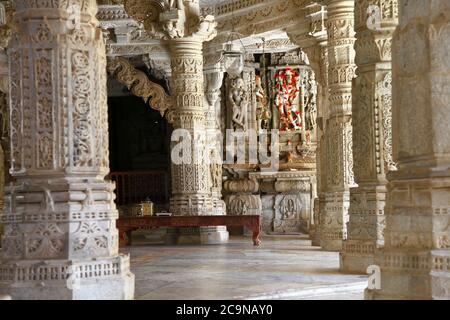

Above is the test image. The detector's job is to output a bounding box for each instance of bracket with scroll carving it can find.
[107,56,173,117]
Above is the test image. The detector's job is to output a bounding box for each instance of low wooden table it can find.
[117,215,262,247]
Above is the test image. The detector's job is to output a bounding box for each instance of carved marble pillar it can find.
[0,2,11,248]
[287,3,329,247]
[320,0,357,251]
[340,0,398,273]
[202,50,229,243]
[0,0,134,300]
[303,42,329,247]
[367,0,450,300]
[204,53,225,215]
[160,2,222,243]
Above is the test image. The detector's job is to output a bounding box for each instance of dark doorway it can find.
[108,95,171,210]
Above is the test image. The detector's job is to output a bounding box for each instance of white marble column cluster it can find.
[319,0,357,251]
[340,0,398,273]
[367,0,450,299]
[0,0,134,300]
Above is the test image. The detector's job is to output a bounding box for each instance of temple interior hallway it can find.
[124,235,367,300]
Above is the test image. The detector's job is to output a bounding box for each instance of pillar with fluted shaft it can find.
[320,0,357,251]
[367,0,450,300]
[0,0,134,300]
[340,0,398,273]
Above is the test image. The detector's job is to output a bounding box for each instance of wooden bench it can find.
[117,215,262,247]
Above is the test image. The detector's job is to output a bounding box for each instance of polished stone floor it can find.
[122,234,368,300]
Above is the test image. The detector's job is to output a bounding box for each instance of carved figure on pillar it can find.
[229,77,248,131]
[304,72,318,131]
[255,75,271,130]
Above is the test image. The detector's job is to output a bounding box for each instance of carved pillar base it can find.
[224,176,262,236]
[0,179,135,300]
[320,191,350,251]
[164,226,229,245]
[0,255,134,300]
[253,172,314,234]
[340,186,386,273]
[366,176,450,300]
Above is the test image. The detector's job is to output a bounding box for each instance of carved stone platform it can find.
[249,171,316,234]
[117,215,262,247]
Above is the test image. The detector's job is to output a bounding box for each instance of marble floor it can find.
[123,234,368,300]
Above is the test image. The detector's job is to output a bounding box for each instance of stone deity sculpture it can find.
[229,77,248,131]
[274,68,301,132]
[304,71,317,131]
[255,75,272,130]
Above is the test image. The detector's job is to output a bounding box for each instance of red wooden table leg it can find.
[252,221,262,246]
[119,228,132,247]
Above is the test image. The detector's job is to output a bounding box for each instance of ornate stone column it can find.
[204,50,226,216]
[305,42,329,247]
[159,1,221,243]
[340,0,398,273]
[287,3,328,246]
[0,0,134,300]
[367,0,450,300]
[320,0,357,251]
[201,48,229,243]
[0,1,11,249]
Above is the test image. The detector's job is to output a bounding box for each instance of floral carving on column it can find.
[0,0,134,300]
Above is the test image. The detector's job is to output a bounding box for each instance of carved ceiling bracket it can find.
[107,56,173,117]
[121,0,169,39]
